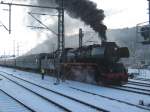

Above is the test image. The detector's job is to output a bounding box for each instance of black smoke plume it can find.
[55,0,107,41]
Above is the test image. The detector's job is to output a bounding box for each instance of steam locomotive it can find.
[0,42,129,85]
[60,42,129,84]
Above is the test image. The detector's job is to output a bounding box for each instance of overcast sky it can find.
[0,0,149,56]
[96,0,148,28]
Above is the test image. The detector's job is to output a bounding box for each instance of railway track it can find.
[128,81,150,88]
[135,78,150,82]
[0,75,72,112]
[0,72,108,112]
[0,71,150,112]
[129,79,150,84]
[69,86,150,111]
[110,85,150,96]
[122,85,150,92]
[0,89,34,112]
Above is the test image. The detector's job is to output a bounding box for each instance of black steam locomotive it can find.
[0,42,129,85]
[60,42,129,84]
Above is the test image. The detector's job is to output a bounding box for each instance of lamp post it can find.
[54,0,65,85]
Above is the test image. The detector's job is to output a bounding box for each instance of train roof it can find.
[16,53,51,59]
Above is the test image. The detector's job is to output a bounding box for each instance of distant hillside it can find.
[27,27,150,67]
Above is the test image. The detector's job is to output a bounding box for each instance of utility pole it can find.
[147,0,150,43]
[4,49,5,58]
[13,40,15,57]
[9,4,11,34]
[148,0,150,24]
[17,42,19,57]
[55,0,65,85]
[57,0,65,53]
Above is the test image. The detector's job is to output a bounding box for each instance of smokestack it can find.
[55,0,107,41]
[79,28,84,48]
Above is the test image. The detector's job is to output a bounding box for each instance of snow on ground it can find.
[0,66,150,112]
[128,68,150,79]
[124,83,150,91]
[129,79,150,84]
[0,77,63,112]
[1,74,98,112]
[0,90,31,112]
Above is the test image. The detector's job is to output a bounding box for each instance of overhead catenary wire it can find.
[28,12,58,36]
[0,1,60,34]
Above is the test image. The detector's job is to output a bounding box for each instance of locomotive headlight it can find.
[114,47,118,51]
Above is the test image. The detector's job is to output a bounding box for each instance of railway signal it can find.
[136,0,150,45]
